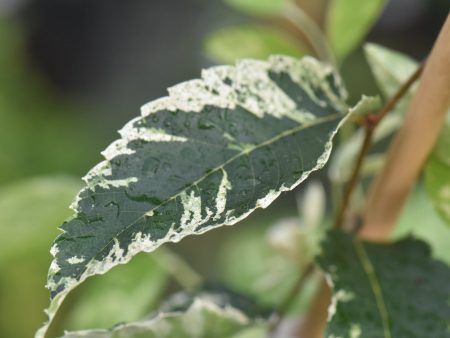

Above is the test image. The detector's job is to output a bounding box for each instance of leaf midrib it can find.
[71,112,342,284]
[353,240,392,338]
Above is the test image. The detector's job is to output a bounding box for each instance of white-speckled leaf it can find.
[59,291,269,338]
[37,55,351,337]
[317,231,450,338]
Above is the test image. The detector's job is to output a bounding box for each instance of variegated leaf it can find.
[38,56,350,337]
[317,231,450,338]
[59,290,269,338]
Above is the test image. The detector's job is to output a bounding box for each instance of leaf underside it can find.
[38,55,349,337]
[317,231,450,338]
[60,290,269,338]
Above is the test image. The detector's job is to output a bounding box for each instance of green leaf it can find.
[425,115,450,226]
[59,290,269,338]
[0,176,81,338]
[218,215,321,313]
[331,45,421,184]
[394,187,450,265]
[327,1,387,61]
[205,25,306,64]
[317,231,450,338]
[0,176,81,264]
[225,0,287,16]
[37,55,351,337]
[364,43,418,113]
[329,95,386,183]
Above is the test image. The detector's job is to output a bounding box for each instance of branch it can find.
[333,58,424,230]
[295,14,450,338]
[359,13,450,241]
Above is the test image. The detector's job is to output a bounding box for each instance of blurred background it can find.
[0,0,449,337]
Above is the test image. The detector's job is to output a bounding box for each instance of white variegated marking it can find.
[180,190,202,230]
[49,260,60,274]
[101,139,135,160]
[57,297,255,338]
[350,323,362,338]
[214,169,232,220]
[327,289,355,321]
[66,256,85,265]
[83,238,125,279]
[269,56,348,111]
[119,120,188,143]
[141,55,343,123]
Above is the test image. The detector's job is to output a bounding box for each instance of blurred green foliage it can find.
[0,18,100,185]
[205,24,305,64]
[425,115,450,226]
[224,0,287,16]
[60,253,168,332]
[394,187,450,265]
[206,0,388,65]
[326,0,387,61]
[0,176,81,338]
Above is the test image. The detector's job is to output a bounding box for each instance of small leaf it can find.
[425,115,450,226]
[0,176,81,338]
[225,0,287,16]
[327,0,387,61]
[347,94,381,119]
[394,187,450,265]
[364,43,418,113]
[331,45,421,184]
[37,55,351,337]
[59,290,269,338]
[0,176,81,263]
[205,24,306,64]
[317,230,450,338]
[329,95,387,184]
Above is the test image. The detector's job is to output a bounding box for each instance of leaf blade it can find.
[327,0,387,61]
[59,290,269,338]
[317,231,450,338]
[38,56,349,337]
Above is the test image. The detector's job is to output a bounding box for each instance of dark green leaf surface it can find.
[317,231,450,338]
[38,56,350,337]
[60,290,269,338]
